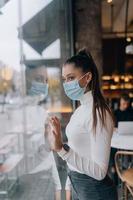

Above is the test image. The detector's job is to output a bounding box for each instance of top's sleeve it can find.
[58,111,113,180]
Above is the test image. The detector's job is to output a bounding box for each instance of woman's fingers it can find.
[51,116,60,124]
[52,130,57,136]
[49,120,59,136]
[49,120,58,132]
[50,117,60,130]
[45,117,62,152]
[54,116,60,125]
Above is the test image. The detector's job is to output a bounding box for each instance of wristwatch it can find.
[57,143,70,159]
[62,143,70,152]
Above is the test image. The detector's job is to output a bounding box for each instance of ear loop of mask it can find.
[78,72,91,88]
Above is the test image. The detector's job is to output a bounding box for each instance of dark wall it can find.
[102,38,126,74]
[73,0,102,76]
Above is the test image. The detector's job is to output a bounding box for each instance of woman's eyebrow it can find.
[64,73,75,77]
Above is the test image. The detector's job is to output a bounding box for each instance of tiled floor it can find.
[11,172,55,200]
[9,168,67,200]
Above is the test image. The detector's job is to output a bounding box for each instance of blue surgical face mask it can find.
[29,81,49,98]
[63,73,89,101]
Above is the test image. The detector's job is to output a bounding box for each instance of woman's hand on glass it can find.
[48,116,63,152]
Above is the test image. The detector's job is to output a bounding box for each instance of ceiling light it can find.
[126,37,131,42]
[107,0,113,3]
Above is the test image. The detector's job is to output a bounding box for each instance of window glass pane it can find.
[0,0,73,199]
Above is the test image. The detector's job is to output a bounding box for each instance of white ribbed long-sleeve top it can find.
[58,91,114,180]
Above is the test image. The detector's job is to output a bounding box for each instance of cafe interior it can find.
[0,0,133,199]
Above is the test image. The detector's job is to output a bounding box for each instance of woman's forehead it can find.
[62,64,83,77]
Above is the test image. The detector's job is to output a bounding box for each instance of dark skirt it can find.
[68,170,118,200]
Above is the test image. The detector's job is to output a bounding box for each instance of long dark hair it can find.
[64,49,114,133]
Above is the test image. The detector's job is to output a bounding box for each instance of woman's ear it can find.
[86,72,92,83]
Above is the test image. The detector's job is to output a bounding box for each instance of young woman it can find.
[48,49,118,200]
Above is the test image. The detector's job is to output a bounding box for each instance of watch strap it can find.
[57,144,70,160]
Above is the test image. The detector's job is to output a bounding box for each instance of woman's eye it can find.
[68,77,75,81]
[62,76,75,83]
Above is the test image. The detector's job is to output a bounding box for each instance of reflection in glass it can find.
[0,0,73,199]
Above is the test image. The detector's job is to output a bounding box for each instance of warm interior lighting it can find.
[102,76,111,80]
[129,93,133,98]
[102,74,133,91]
[110,85,118,90]
[124,76,129,82]
[1,67,13,81]
[107,0,113,3]
[47,106,73,113]
[120,84,125,89]
[114,76,119,82]
[126,37,131,42]
[102,85,110,90]
[121,75,125,80]
[124,83,133,89]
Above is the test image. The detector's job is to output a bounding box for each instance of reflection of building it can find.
[21,0,73,62]
[21,0,72,67]
[21,0,73,112]
[13,70,22,92]
[0,0,10,9]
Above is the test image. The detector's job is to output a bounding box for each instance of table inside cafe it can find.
[111,129,133,150]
